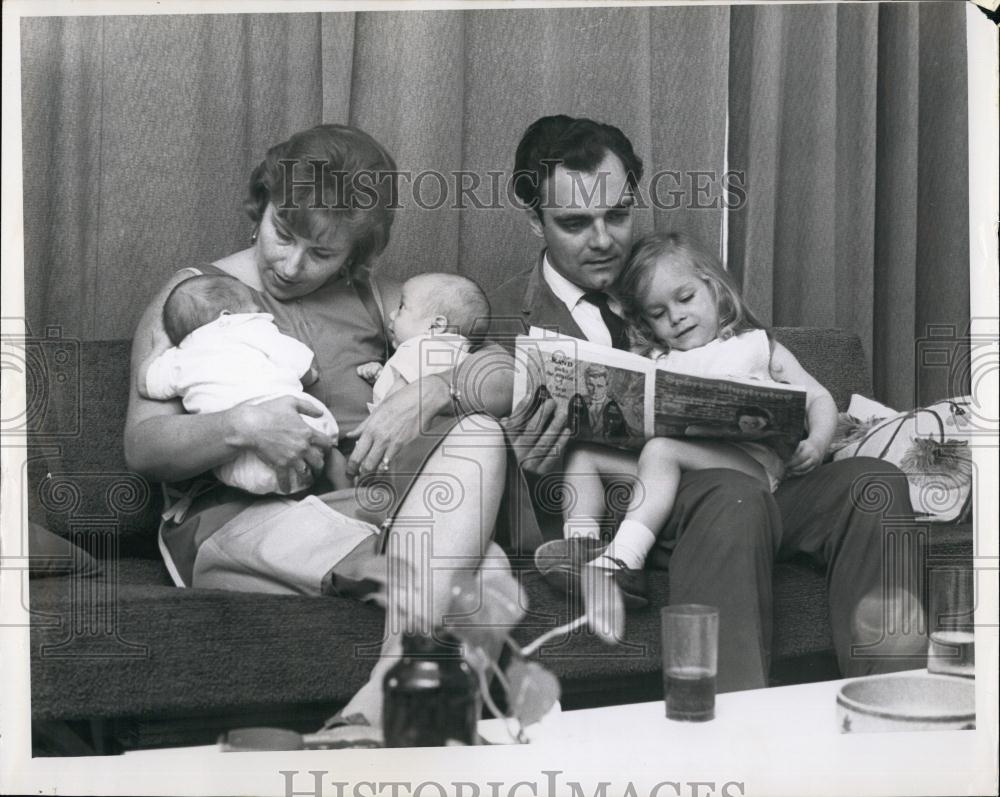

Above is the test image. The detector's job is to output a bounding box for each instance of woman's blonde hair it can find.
[244,124,397,285]
[613,231,765,355]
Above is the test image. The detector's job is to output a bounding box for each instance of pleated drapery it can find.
[20,4,970,407]
[726,2,970,408]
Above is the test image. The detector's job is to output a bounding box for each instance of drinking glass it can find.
[927,568,975,677]
[661,604,718,721]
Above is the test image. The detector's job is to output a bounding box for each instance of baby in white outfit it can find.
[357,272,490,409]
[138,273,346,495]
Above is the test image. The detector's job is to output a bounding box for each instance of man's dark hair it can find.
[512,115,643,216]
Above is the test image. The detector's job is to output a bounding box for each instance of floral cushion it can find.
[830,395,974,522]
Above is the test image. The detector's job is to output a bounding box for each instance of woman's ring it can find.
[380,457,390,470]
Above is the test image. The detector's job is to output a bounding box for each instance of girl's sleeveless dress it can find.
[653,330,788,491]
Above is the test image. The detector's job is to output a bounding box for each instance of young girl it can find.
[544,232,838,609]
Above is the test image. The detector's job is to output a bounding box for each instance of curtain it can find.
[726,2,970,408]
[20,3,969,407]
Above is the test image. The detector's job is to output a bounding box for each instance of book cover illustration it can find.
[652,369,806,460]
[513,331,806,457]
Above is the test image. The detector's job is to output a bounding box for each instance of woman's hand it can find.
[785,438,825,477]
[346,381,430,477]
[500,391,572,476]
[231,395,334,492]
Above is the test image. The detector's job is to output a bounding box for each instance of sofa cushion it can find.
[27,521,102,579]
[29,563,383,723]
[27,339,161,559]
[770,328,872,411]
[832,394,974,522]
[27,558,834,724]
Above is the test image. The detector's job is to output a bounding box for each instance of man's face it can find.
[528,151,635,293]
[738,414,768,433]
[585,374,608,400]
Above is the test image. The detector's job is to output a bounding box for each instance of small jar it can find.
[382,632,479,747]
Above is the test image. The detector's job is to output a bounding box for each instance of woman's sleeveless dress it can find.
[155,265,532,597]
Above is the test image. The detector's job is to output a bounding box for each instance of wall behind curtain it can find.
[20,3,969,407]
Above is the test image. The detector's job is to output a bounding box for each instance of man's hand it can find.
[356,361,383,385]
[500,389,572,476]
[785,438,825,477]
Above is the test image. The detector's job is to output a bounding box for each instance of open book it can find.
[512,330,807,459]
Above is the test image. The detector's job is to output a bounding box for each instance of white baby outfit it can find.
[370,333,471,409]
[145,312,338,495]
[653,329,787,492]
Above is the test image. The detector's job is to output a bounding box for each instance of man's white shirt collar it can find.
[541,252,624,316]
[542,253,587,313]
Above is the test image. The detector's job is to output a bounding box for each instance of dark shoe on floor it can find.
[591,556,650,610]
[534,537,606,596]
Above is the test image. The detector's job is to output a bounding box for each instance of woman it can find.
[124,124,516,725]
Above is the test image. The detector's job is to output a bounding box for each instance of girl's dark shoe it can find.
[534,539,649,610]
[591,556,649,610]
[534,537,607,595]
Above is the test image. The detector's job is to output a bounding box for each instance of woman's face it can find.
[255,204,354,300]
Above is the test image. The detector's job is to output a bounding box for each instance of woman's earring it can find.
[250,225,260,245]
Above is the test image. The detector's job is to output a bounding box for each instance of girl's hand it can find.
[231,396,333,492]
[785,439,825,477]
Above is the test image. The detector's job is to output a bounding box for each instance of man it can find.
[583,366,610,430]
[490,114,924,692]
[581,365,630,441]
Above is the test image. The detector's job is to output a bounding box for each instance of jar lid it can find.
[401,631,463,658]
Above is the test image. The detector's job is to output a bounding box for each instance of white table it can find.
[107,669,995,797]
[478,668,961,744]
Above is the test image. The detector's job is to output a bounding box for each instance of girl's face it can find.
[255,204,353,300]
[640,255,720,351]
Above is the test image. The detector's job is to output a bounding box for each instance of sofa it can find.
[24,328,973,755]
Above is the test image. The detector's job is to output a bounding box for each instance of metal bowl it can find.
[836,674,975,733]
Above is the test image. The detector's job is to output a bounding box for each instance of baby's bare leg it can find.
[563,443,639,538]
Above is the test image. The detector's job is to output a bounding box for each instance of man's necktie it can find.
[582,291,629,350]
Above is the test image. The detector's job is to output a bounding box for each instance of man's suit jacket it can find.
[488,251,588,350]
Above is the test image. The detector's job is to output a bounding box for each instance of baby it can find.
[138,273,347,494]
[357,273,490,408]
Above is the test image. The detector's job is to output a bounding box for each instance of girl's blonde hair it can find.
[613,231,765,355]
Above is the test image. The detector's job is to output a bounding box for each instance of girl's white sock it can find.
[592,519,656,570]
[563,519,603,541]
